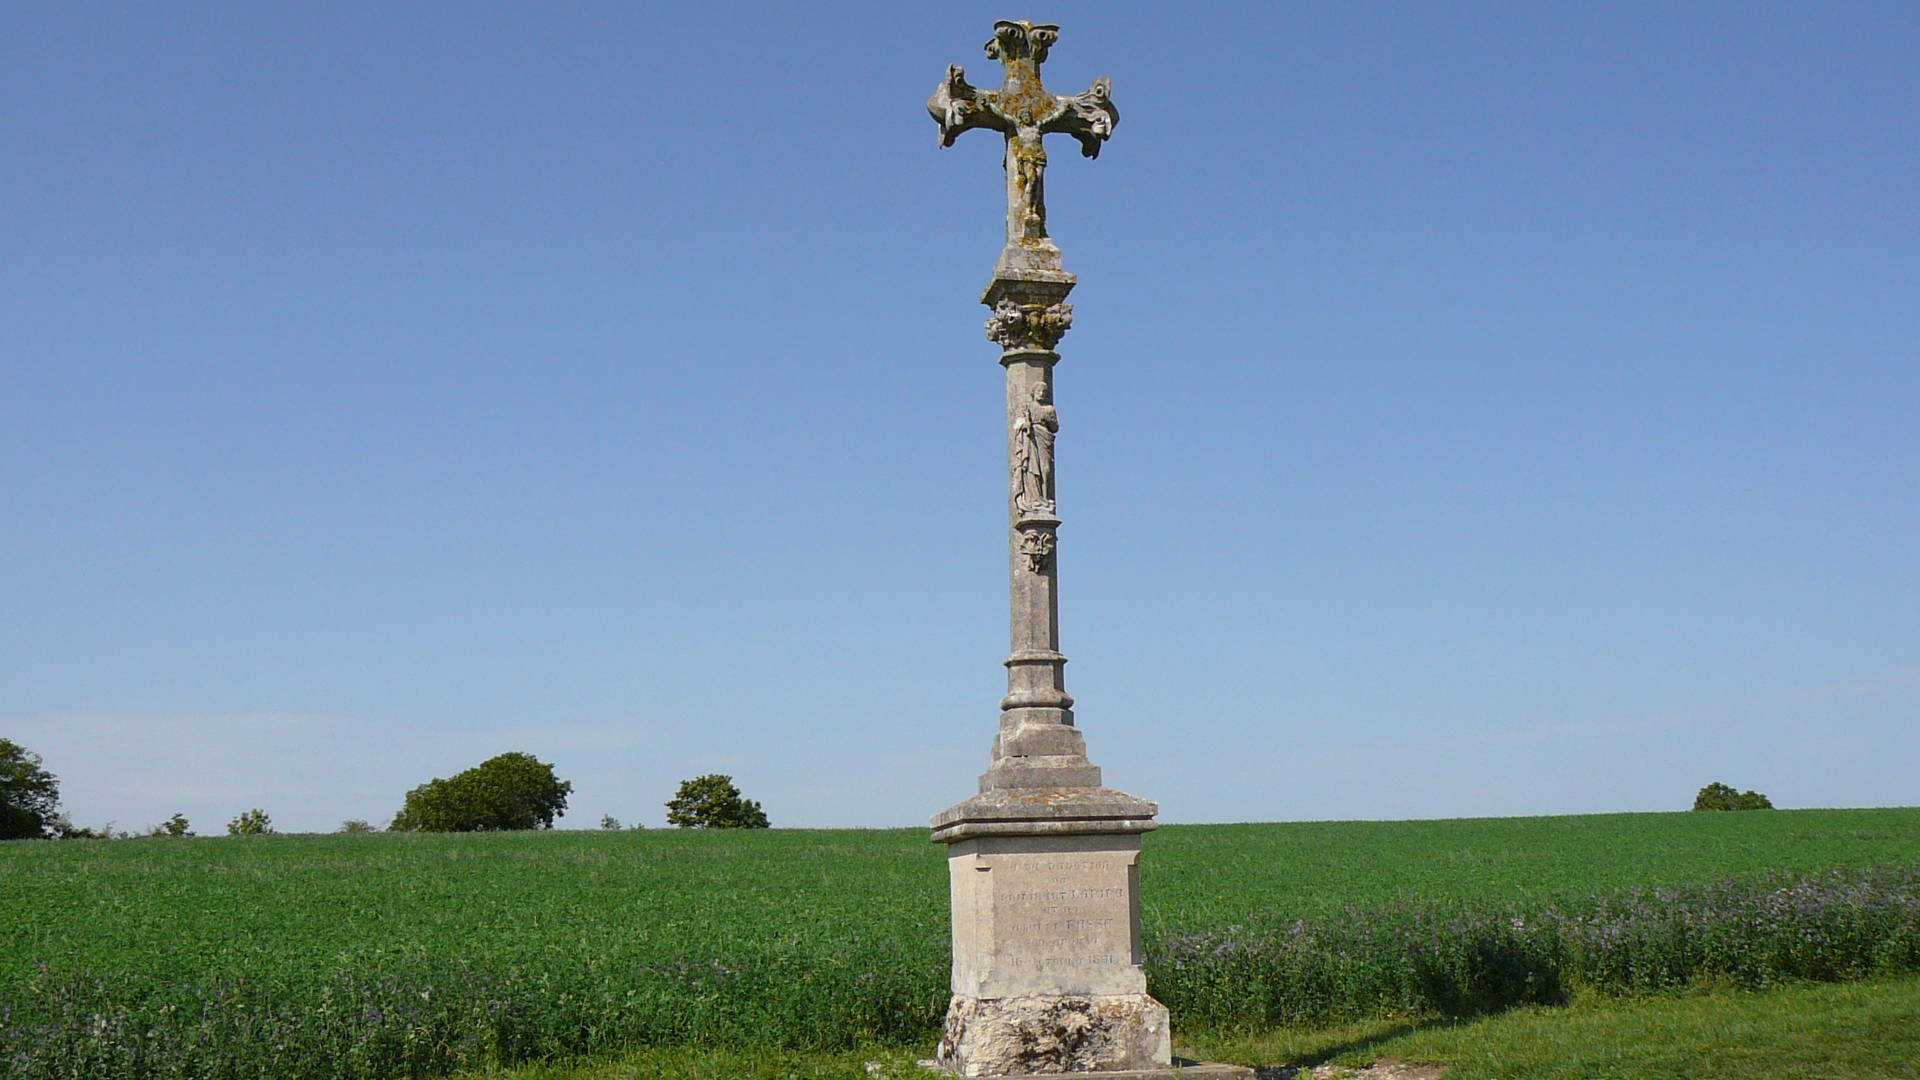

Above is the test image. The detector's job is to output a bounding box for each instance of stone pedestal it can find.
[933,791,1243,1077]
[935,829,1165,1076]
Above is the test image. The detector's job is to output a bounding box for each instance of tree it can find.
[666,774,769,829]
[0,739,62,840]
[227,809,273,835]
[600,814,622,830]
[389,752,572,832]
[1693,782,1775,811]
[338,819,375,834]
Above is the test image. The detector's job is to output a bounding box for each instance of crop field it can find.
[3,808,1918,1079]
[1139,807,1920,926]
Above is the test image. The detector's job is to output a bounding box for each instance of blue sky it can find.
[4,2,1916,832]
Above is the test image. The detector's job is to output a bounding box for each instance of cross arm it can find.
[1042,76,1119,159]
[929,64,1009,147]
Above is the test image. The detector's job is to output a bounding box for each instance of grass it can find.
[1,808,1916,1078]
[1187,975,1920,1079]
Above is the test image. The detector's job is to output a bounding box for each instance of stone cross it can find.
[928,21,1118,269]
[923,22,1249,1080]
[924,20,1126,800]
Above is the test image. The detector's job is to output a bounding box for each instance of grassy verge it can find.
[1188,975,1920,1080]
[477,976,1920,1080]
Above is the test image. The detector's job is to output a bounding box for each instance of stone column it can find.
[930,261,1171,1078]
[985,269,1094,793]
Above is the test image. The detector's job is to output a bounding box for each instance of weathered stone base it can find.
[924,1062,1253,1080]
[938,993,1174,1076]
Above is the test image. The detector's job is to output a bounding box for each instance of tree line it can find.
[0,738,769,838]
[6,734,1774,838]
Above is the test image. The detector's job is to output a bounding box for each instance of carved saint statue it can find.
[1012,381,1058,514]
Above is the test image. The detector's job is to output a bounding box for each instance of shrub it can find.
[1694,782,1775,811]
[143,813,193,838]
[665,774,769,829]
[390,752,572,832]
[0,738,62,840]
[227,809,273,836]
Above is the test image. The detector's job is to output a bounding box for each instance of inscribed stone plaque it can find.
[946,833,1148,999]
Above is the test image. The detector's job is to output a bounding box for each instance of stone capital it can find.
[984,270,1076,353]
[982,268,1075,309]
[931,786,1159,844]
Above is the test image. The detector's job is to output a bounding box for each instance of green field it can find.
[1140,808,1920,927]
[11,808,1919,985]
[3,807,1918,1079]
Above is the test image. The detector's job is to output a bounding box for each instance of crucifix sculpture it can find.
[930,21,1118,260]
[923,21,1243,1080]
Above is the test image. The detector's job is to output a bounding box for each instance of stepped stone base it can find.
[937,994,1182,1077]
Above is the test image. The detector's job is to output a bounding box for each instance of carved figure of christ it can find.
[928,20,1119,249]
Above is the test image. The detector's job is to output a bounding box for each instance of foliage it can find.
[48,817,88,838]
[227,809,273,836]
[142,813,193,838]
[390,752,573,833]
[665,774,769,829]
[47,814,121,840]
[0,810,1917,1078]
[338,819,375,834]
[0,738,61,840]
[600,814,621,830]
[1694,781,1775,811]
